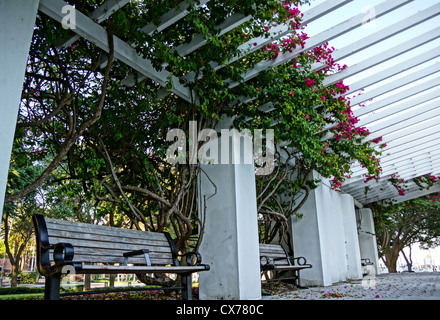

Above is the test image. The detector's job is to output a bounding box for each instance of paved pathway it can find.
[263,272,440,300]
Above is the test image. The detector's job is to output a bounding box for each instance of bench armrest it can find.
[260,256,274,268]
[361,258,373,266]
[123,249,151,266]
[53,243,74,266]
[178,252,203,266]
[291,256,310,267]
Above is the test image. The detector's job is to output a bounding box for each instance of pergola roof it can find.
[38,0,440,206]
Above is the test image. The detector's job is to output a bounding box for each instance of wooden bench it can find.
[32,214,210,300]
[259,243,312,289]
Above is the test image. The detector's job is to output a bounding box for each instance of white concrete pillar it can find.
[289,173,366,286]
[290,172,348,286]
[0,0,40,220]
[290,178,328,286]
[356,208,380,274]
[198,121,261,300]
[341,194,363,280]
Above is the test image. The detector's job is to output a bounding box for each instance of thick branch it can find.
[5,29,115,204]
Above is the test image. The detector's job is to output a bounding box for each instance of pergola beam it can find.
[57,0,131,48]
[140,0,210,36]
[227,0,413,88]
[345,47,440,95]
[354,76,440,118]
[329,2,440,63]
[357,88,440,127]
[386,184,440,204]
[348,60,440,107]
[324,26,440,88]
[363,97,440,143]
[39,0,194,102]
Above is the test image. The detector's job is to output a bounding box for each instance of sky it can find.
[298,0,440,103]
[293,0,440,193]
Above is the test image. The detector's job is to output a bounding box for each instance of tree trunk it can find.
[10,263,19,287]
[109,274,116,287]
[383,249,399,273]
[83,274,91,291]
[402,248,413,272]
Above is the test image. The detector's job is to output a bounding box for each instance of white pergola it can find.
[2,0,438,211]
[1,0,440,299]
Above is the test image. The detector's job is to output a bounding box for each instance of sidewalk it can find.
[263,272,440,300]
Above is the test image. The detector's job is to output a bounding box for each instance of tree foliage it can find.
[372,188,440,272]
[7,0,387,255]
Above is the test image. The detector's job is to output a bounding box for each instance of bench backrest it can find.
[259,243,290,266]
[33,214,177,267]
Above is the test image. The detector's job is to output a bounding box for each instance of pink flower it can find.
[305,114,309,119]
[321,96,326,101]
[290,91,295,97]
[305,78,315,88]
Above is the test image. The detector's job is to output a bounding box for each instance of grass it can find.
[0,293,44,300]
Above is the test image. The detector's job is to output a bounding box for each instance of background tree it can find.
[2,150,45,287]
[372,184,440,273]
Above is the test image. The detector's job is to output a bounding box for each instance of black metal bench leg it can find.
[181,273,193,300]
[45,273,61,300]
[296,271,309,289]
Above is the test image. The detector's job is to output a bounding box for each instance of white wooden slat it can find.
[206,0,355,73]
[387,184,440,204]
[175,13,252,57]
[348,63,440,107]
[325,27,440,88]
[125,12,253,84]
[57,0,131,49]
[345,48,440,95]
[354,77,440,118]
[39,0,194,102]
[328,3,440,63]
[140,0,210,36]
[356,89,440,127]
[363,101,440,143]
[227,0,414,88]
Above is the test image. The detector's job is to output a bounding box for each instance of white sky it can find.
[294,0,440,188]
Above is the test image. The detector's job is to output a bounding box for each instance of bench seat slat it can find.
[45,219,166,241]
[47,229,170,247]
[79,265,209,274]
[47,236,173,253]
[48,250,174,265]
